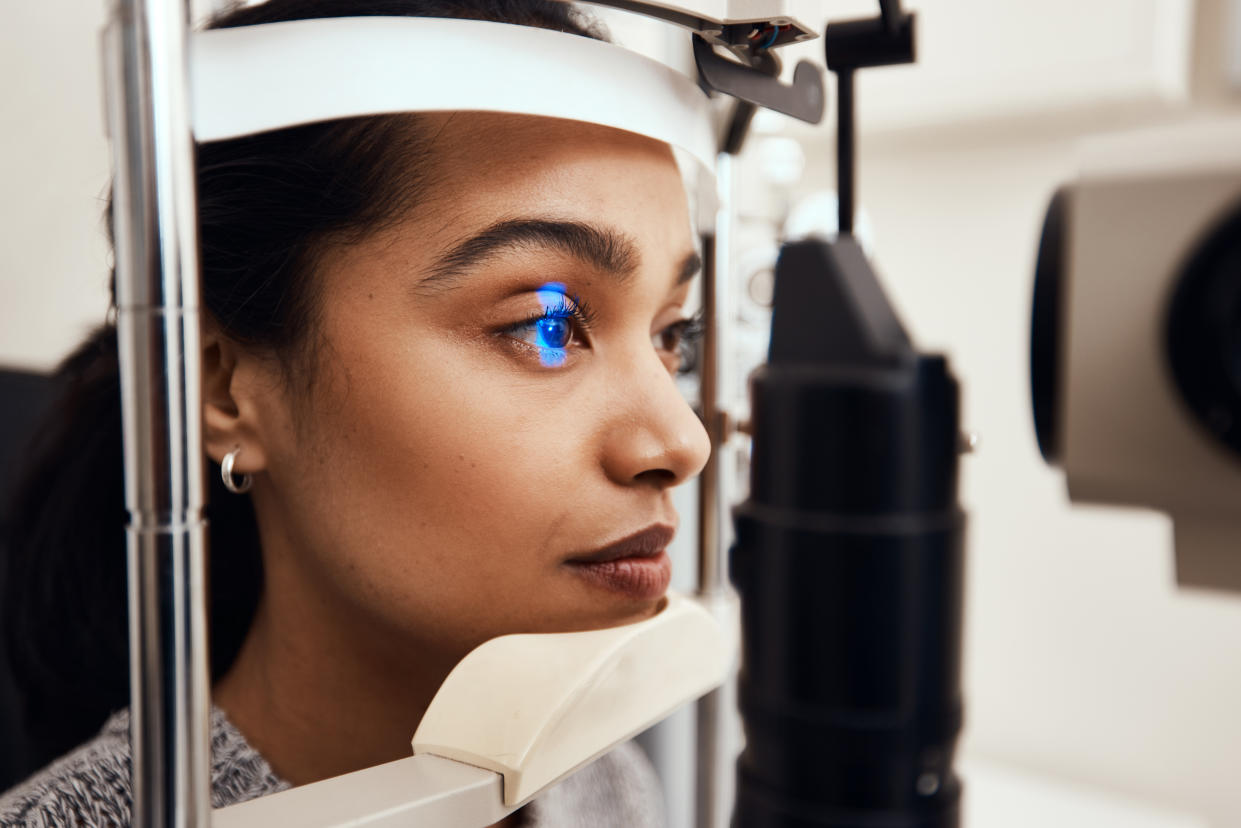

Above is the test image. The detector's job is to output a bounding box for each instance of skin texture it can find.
[205,113,711,811]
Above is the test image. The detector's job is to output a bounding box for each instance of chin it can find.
[569,592,668,633]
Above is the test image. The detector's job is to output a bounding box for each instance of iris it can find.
[534,281,570,367]
[535,316,571,349]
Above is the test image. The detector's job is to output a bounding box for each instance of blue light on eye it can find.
[539,347,567,367]
[536,281,567,308]
[535,317,571,349]
[536,281,569,367]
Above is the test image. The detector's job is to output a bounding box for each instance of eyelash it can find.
[520,293,595,331]
[502,293,596,354]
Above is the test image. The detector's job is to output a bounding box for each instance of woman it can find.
[0,0,710,824]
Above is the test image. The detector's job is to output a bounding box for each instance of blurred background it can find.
[4,1,1241,826]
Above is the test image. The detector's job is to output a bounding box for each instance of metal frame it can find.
[693,152,739,828]
[104,0,210,825]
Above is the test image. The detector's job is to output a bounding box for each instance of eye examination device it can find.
[63,0,1241,825]
[1031,120,1241,591]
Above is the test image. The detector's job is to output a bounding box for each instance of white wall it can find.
[1,1,113,370]
[0,0,271,372]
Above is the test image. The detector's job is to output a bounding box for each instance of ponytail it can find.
[2,327,262,769]
[4,328,128,766]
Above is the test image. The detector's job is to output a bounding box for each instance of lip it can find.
[564,524,675,600]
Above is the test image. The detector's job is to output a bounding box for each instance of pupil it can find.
[537,317,570,349]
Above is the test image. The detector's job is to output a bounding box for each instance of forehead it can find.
[416,112,694,246]
[425,111,682,174]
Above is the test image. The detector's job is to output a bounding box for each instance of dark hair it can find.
[2,0,604,770]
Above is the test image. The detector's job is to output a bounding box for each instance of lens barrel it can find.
[731,239,965,828]
[1166,199,1241,460]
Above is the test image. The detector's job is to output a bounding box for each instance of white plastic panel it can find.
[212,754,508,828]
[413,591,735,807]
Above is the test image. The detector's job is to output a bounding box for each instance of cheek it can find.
[276,325,600,640]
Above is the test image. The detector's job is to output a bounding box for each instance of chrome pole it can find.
[695,152,739,828]
[695,153,738,596]
[103,0,210,823]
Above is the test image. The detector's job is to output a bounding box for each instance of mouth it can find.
[563,524,675,601]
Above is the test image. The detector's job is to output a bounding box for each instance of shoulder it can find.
[208,706,290,807]
[0,709,134,826]
[525,740,666,828]
[0,708,289,826]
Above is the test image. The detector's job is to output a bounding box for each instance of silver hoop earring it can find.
[221,446,253,495]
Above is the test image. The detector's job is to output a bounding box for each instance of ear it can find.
[202,327,271,475]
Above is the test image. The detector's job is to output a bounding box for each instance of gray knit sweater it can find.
[0,708,666,827]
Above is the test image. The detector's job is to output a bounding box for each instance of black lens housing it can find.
[1166,200,1241,460]
[1030,188,1069,467]
[732,239,964,828]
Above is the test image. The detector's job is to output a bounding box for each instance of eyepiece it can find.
[1166,199,1241,459]
[1030,187,1069,467]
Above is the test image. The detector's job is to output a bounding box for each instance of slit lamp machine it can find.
[101,0,1241,824]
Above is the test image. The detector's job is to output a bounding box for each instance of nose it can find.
[599,350,711,488]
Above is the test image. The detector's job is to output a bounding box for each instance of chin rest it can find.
[214,590,736,827]
[414,590,737,807]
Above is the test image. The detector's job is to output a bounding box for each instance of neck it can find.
[211,490,525,828]
[213,564,458,786]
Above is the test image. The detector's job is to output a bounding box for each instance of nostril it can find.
[634,468,677,487]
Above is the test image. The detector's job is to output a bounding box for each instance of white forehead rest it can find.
[190,15,718,175]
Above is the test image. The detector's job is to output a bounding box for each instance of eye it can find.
[509,312,577,367]
[533,315,573,349]
[653,312,704,374]
[503,283,594,367]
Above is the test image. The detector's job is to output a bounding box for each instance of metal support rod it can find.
[696,152,736,598]
[693,228,727,828]
[695,152,738,828]
[836,68,855,236]
[826,10,915,240]
[103,0,210,824]
[878,0,903,33]
[695,232,723,595]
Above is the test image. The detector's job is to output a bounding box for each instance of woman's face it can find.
[243,114,710,659]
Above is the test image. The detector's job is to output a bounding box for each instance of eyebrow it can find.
[418,218,702,291]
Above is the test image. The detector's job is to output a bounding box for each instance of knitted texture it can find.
[0,708,665,827]
[526,737,667,828]
[0,708,288,826]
